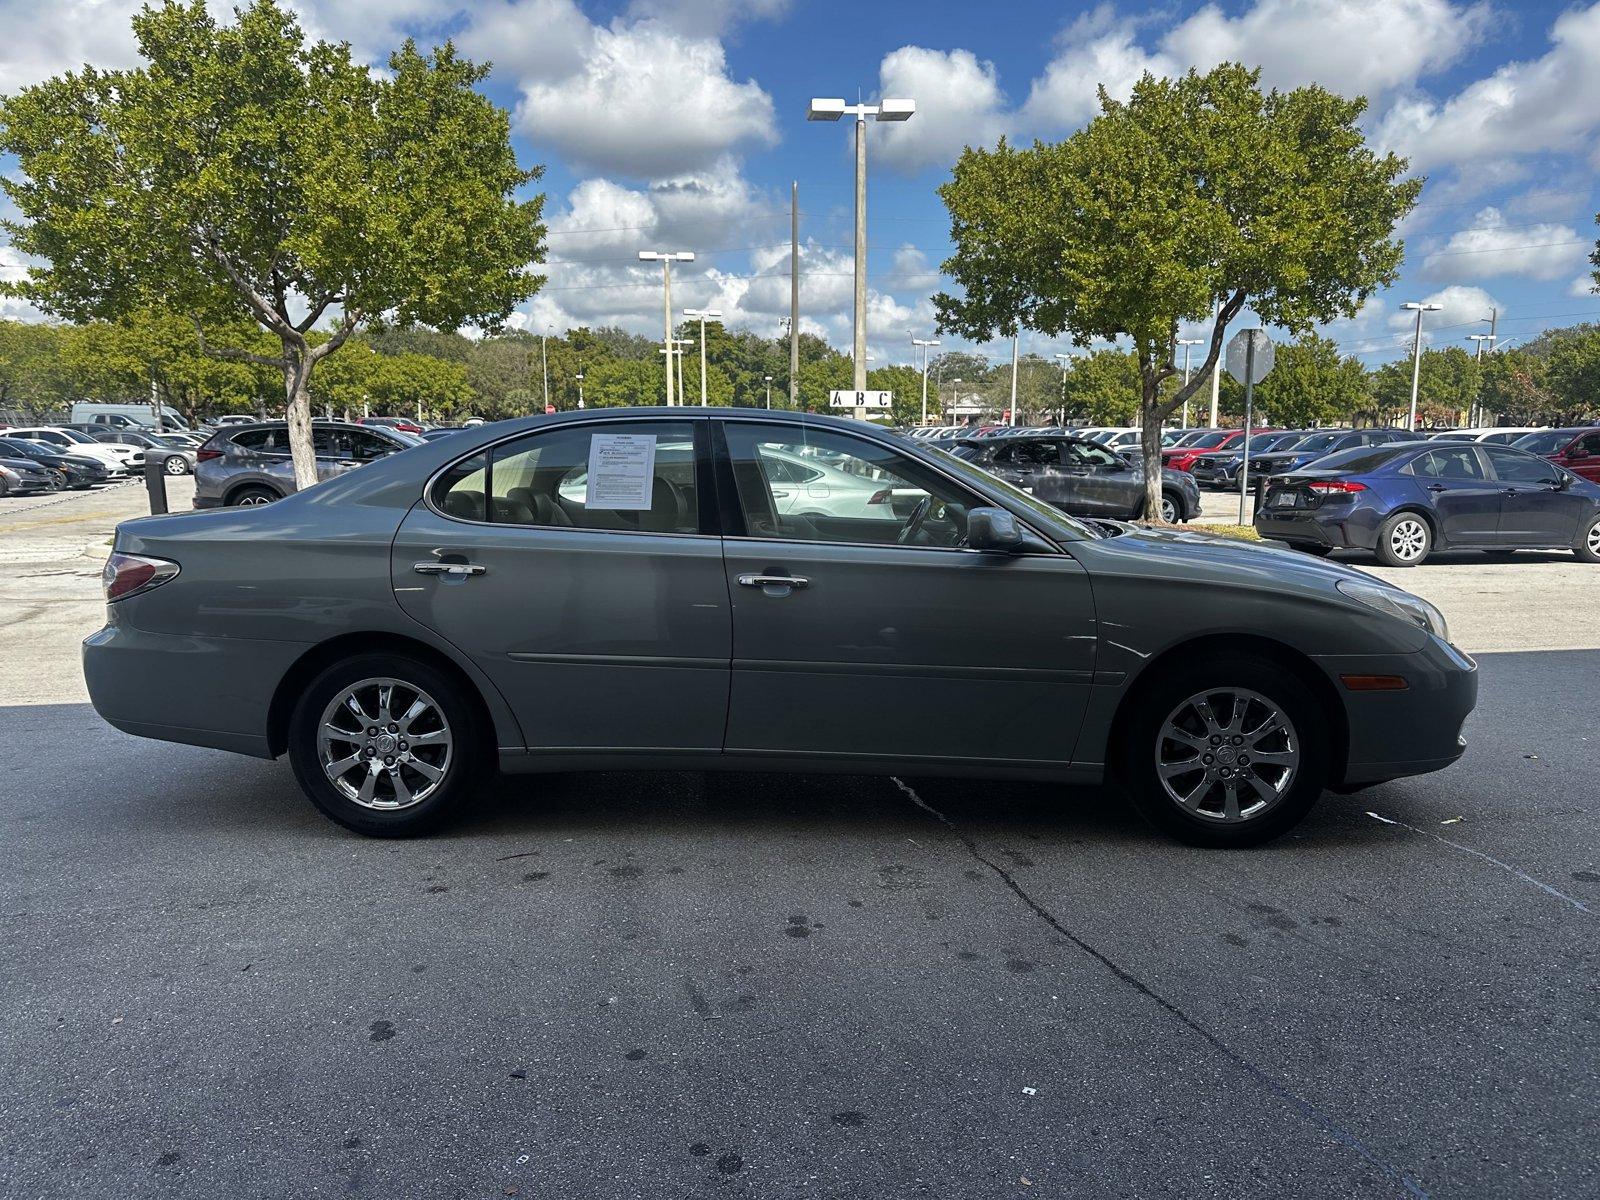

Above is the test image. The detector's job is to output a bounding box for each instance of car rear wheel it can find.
[1576,514,1600,564]
[1118,656,1329,848]
[1375,512,1431,567]
[229,485,279,506]
[163,455,189,475]
[287,654,485,837]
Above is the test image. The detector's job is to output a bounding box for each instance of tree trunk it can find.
[1141,375,1166,523]
[282,345,318,491]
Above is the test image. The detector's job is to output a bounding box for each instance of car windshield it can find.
[948,443,985,461]
[1305,445,1412,473]
[924,445,1098,541]
[1284,432,1341,453]
[1510,430,1578,455]
[1184,432,1230,449]
[0,439,44,458]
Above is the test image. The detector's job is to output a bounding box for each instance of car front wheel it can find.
[1576,514,1600,564]
[287,654,485,837]
[1159,492,1181,523]
[1118,656,1329,847]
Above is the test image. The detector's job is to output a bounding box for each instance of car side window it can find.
[234,428,289,455]
[1579,433,1600,455]
[1414,449,1485,480]
[1484,446,1562,485]
[994,440,1061,466]
[433,421,699,534]
[722,422,974,549]
[1062,440,1121,470]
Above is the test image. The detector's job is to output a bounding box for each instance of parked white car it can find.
[1,426,138,473]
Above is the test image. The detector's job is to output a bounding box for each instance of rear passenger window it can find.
[233,428,289,454]
[432,423,699,534]
[1413,449,1484,480]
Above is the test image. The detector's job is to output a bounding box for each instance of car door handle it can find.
[413,561,486,578]
[1425,484,1447,492]
[738,573,809,590]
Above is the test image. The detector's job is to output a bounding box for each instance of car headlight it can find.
[1337,578,1450,643]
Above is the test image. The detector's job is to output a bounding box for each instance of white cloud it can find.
[1386,285,1502,343]
[513,21,777,177]
[1375,3,1600,169]
[1022,22,1172,130]
[1418,206,1588,282]
[454,0,595,84]
[624,0,789,37]
[1569,274,1597,299]
[873,47,1009,173]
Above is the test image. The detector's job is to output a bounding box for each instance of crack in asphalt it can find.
[890,776,1429,1200]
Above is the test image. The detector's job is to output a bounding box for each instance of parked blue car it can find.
[1255,440,1600,566]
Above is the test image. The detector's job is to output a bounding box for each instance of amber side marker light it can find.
[1340,674,1409,692]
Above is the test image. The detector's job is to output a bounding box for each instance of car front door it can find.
[1408,447,1501,545]
[1483,446,1589,546]
[716,420,1097,768]
[1061,439,1140,517]
[1557,432,1600,484]
[391,417,731,755]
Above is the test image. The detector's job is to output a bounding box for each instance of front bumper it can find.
[1316,638,1478,787]
[3,474,56,494]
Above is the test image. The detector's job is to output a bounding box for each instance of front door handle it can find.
[413,561,487,578]
[737,573,809,590]
[1425,484,1447,493]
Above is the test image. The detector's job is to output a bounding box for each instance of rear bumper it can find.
[1315,639,1478,787]
[1254,505,1384,550]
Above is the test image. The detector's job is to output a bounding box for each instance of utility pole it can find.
[684,308,722,407]
[1209,299,1222,427]
[639,250,694,405]
[1402,301,1443,431]
[912,337,940,425]
[1054,353,1070,425]
[1177,338,1202,427]
[1008,333,1020,426]
[789,181,800,409]
[807,95,915,408]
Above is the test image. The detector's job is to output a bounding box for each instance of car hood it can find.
[1088,519,1384,587]
[0,455,50,472]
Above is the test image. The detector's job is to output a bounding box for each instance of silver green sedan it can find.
[85,408,1476,848]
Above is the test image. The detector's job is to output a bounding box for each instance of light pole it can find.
[657,340,692,406]
[639,250,695,405]
[948,377,963,424]
[807,94,915,402]
[1401,301,1443,431]
[764,375,773,409]
[1008,332,1019,426]
[1053,353,1070,425]
[541,326,551,412]
[1176,338,1203,427]
[912,337,940,425]
[576,370,585,410]
[683,308,722,407]
[1467,334,1494,427]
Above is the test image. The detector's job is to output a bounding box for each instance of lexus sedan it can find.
[1255,441,1600,566]
[86,408,1478,849]
[951,432,1200,523]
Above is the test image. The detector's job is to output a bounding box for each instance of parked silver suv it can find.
[194,421,418,507]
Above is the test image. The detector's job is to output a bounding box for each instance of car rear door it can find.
[1408,447,1501,545]
[391,417,731,755]
[1483,446,1589,546]
[715,419,1097,768]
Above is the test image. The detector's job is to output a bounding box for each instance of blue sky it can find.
[4,0,1600,369]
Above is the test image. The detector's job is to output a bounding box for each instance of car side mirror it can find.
[968,506,1023,552]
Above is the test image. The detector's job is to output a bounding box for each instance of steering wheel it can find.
[897,495,933,545]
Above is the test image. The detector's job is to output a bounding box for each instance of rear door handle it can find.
[1425,484,1447,492]
[738,573,809,590]
[413,562,486,578]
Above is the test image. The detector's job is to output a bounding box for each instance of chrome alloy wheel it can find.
[317,678,452,810]
[1588,520,1600,557]
[1155,687,1299,823]
[1389,517,1428,562]
[1159,495,1178,523]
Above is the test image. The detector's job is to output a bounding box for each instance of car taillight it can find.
[868,489,892,505]
[196,447,223,462]
[102,552,180,601]
[1307,480,1367,493]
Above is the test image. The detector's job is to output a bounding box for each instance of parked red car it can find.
[1512,427,1600,485]
[1163,428,1276,473]
[360,416,425,435]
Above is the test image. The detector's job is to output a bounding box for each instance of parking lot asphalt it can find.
[2,481,1598,1199]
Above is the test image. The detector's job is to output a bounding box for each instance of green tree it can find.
[0,320,74,419]
[1543,326,1600,422]
[934,63,1418,518]
[1369,347,1479,428]
[0,0,545,488]
[1251,332,1368,427]
[1059,348,1142,424]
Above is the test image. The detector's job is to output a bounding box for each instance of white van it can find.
[69,402,191,432]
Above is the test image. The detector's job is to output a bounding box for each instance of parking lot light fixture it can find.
[912,337,940,424]
[1401,301,1444,431]
[683,308,722,407]
[807,94,915,395]
[639,250,695,404]
[764,374,773,409]
[1053,353,1071,425]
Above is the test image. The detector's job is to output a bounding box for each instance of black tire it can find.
[1374,511,1432,567]
[1576,513,1600,564]
[1117,655,1330,848]
[228,484,280,507]
[1295,544,1335,557]
[287,653,487,837]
